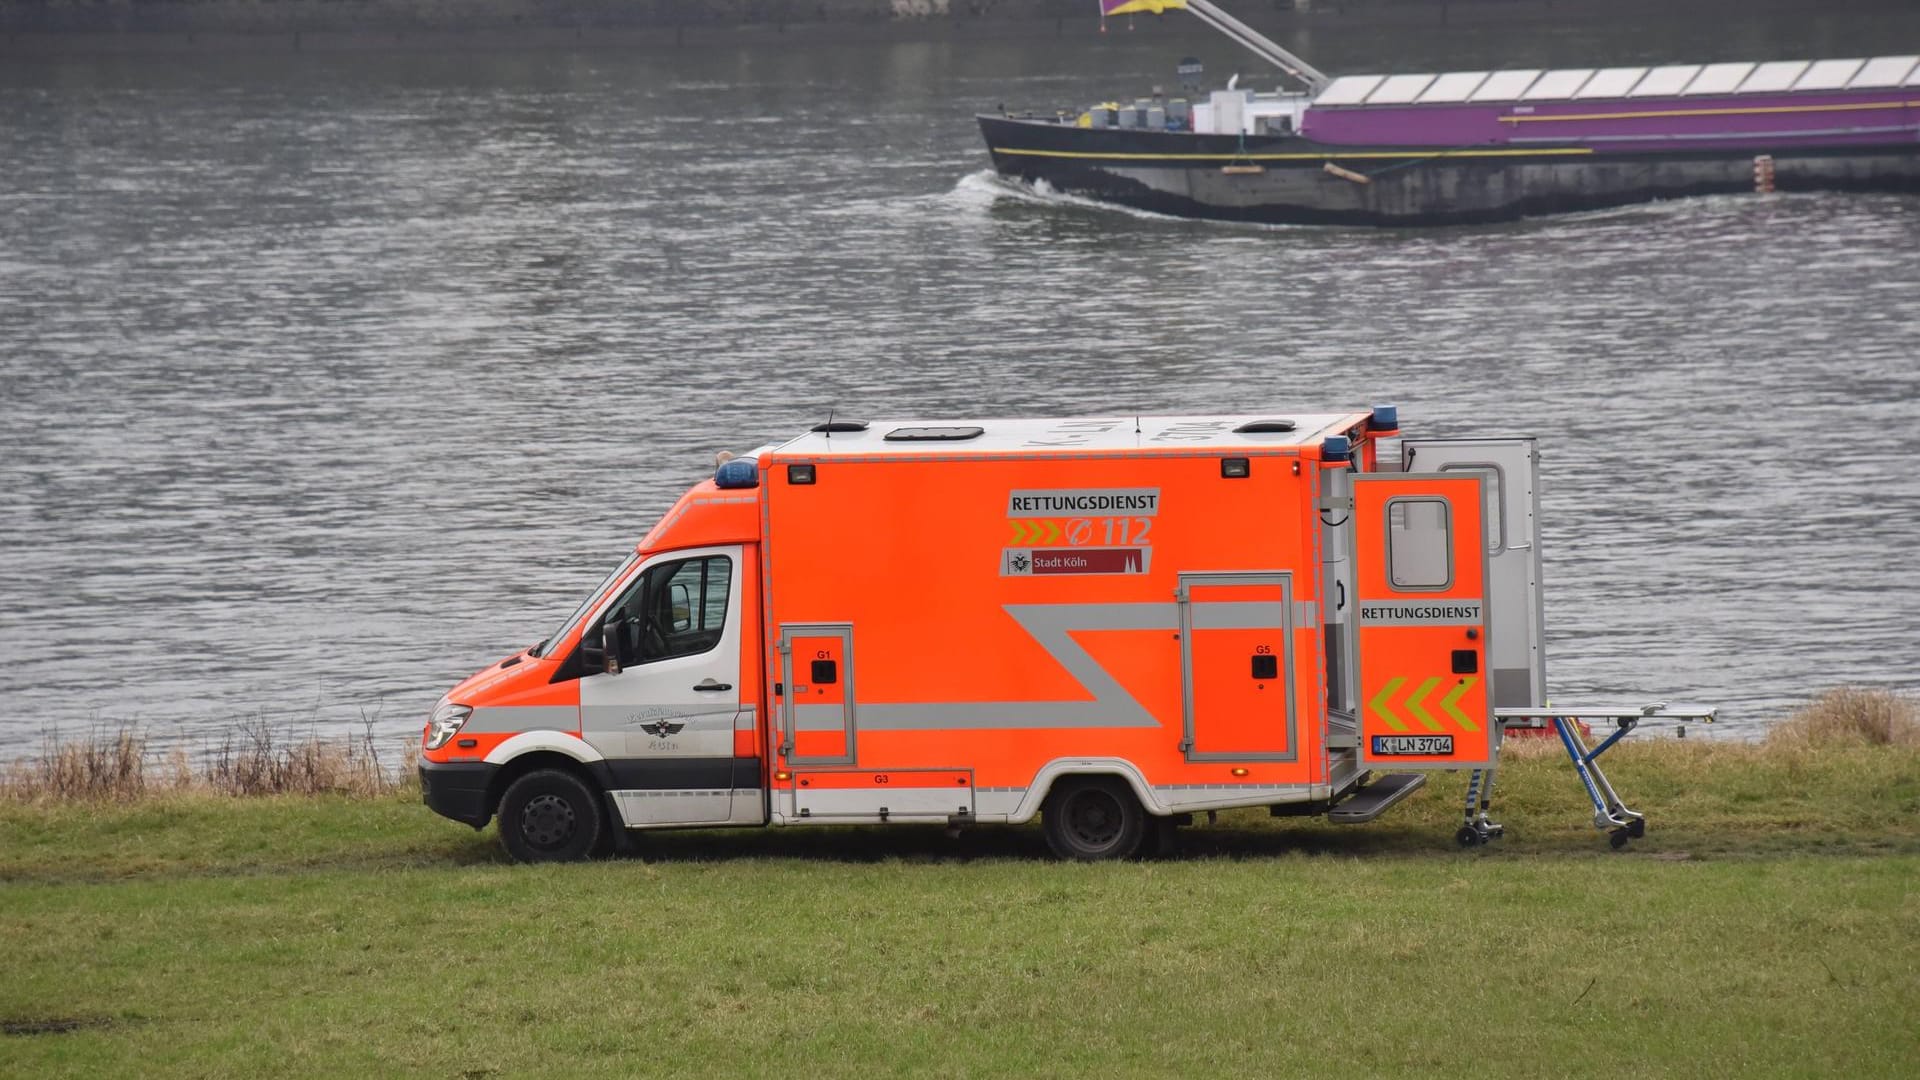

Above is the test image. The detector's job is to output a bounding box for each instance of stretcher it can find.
[1452,702,1720,849]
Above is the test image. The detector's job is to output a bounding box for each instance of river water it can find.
[3,9,1919,756]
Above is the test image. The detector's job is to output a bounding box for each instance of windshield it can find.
[530,552,640,658]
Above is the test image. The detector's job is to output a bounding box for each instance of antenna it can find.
[1135,415,1142,434]
[825,407,834,440]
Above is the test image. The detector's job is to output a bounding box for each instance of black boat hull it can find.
[978,114,1920,227]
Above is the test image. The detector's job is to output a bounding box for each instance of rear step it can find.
[1327,773,1428,824]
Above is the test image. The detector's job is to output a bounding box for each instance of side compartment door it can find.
[1403,437,1546,709]
[1179,572,1297,762]
[1351,475,1495,770]
[779,624,854,766]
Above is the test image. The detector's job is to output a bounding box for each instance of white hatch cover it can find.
[1315,74,1386,106]
[1417,71,1491,103]
[1848,55,1919,87]
[1627,65,1702,97]
[1574,67,1648,99]
[1469,69,1543,101]
[1521,69,1597,100]
[1683,62,1755,95]
[1738,60,1811,93]
[1366,73,1438,104]
[1793,58,1866,91]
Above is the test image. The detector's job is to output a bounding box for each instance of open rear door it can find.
[1351,473,1495,770]
[1401,437,1545,709]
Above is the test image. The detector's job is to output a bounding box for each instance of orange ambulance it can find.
[420,409,1696,861]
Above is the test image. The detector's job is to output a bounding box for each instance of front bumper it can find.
[420,759,498,829]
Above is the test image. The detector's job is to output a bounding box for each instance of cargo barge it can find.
[977,0,1920,226]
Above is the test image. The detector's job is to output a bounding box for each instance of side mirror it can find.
[593,619,631,676]
[580,627,607,671]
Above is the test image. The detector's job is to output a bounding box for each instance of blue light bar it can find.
[714,458,759,489]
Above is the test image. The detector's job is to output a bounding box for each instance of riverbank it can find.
[5,736,1920,870]
[2,732,1917,1075]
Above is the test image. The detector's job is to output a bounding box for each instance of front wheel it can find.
[1042,778,1146,861]
[498,769,606,863]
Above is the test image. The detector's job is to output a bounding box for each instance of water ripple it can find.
[2,39,1918,755]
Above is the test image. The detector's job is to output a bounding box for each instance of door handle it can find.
[693,679,733,692]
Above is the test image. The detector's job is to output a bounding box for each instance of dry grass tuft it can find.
[12,725,150,802]
[1767,687,1918,749]
[1,716,418,803]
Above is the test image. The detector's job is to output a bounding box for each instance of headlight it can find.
[424,703,472,750]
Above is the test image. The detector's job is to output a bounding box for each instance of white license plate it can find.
[1372,735,1454,756]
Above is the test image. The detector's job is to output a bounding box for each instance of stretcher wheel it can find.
[1456,825,1484,848]
[1608,828,1631,850]
[1627,818,1646,839]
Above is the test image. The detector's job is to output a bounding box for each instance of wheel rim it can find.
[520,793,577,850]
[1064,788,1125,850]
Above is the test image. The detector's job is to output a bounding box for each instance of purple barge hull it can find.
[979,63,1920,226]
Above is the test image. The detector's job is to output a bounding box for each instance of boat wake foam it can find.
[950,169,1217,226]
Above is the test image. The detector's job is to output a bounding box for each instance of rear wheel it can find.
[499,769,606,863]
[1042,778,1145,861]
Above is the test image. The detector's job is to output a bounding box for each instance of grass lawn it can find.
[2,741,1916,1077]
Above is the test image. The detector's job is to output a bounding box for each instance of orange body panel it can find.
[761,450,1329,796]
[637,481,762,555]
[422,652,582,765]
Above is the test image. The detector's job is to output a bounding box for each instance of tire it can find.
[498,768,606,864]
[1042,778,1146,861]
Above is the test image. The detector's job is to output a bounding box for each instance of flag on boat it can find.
[1101,0,1187,15]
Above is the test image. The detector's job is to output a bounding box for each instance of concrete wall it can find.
[0,0,1037,35]
[0,1,1895,43]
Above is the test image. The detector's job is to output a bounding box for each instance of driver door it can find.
[579,545,745,825]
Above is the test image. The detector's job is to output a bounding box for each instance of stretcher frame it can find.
[1452,702,1719,848]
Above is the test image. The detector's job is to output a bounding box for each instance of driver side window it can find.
[601,555,733,664]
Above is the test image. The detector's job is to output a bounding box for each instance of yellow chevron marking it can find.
[1502,98,1920,124]
[1369,677,1408,733]
[991,147,1595,161]
[1406,676,1443,732]
[1441,678,1480,732]
[1009,519,1068,544]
